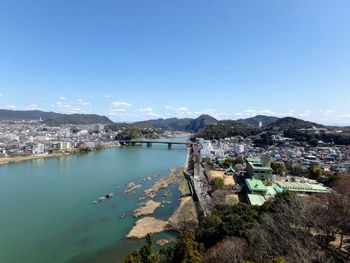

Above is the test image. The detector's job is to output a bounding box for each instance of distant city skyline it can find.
[0,0,350,125]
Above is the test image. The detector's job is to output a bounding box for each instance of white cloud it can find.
[174,106,192,116]
[59,96,66,100]
[108,101,132,116]
[140,107,153,113]
[55,101,83,113]
[58,104,82,113]
[234,109,276,117]
[0,93,3,97]
[103,94,111,98]
[76,98,92,106]
[319,109,335,116]
[339,114,350,119]
[24,104,41,110]
[4,105,16,109]
[139,107,163,118]
[111,101,132,110]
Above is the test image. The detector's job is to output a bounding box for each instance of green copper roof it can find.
[247,194,266,206]
[246,178,267,192]
[225,165,236,173]
[275,181,330,193]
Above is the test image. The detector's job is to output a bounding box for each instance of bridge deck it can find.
[118,140,191,145]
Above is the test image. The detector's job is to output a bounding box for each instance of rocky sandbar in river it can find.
[127,217,169,239]
[134,200,161,217]
[124,182,142,193]
[144,173,181,198]
[127,196,198,239]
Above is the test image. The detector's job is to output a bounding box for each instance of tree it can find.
[310,165,323,180]
[173,230,202,263]
[210,177,225,190]
[267,257,288,263]
[204,237,249,263]
[270,161,286,175]
[139,234,156,263]
[250,193,334,263]
[120,250,142,263]
[219,158,238,169]
[254,133,274,147]
[290,163,303,176]
[120,234,156,263]
[197,204,259,248]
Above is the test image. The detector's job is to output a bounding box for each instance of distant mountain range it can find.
[43,114,113,126]
[237,115,279,127]
[0,109,344,132]
[0,109,113,125]
[132,114,327,133]
[0,109,64,121]
[132,114,218,132]
[265,116,323,130]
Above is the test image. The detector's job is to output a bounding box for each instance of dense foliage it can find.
[253,133,274,147]
[209,177,225,190]
[115,128,163,140]
[284,128,350,145]
[218,157,243,169]
[197,203,259,248]
[236,115,279,127]
[120,231,202,263]
[270,161,286,175]
[197,120,260,139]
[267,117,322,130]
[133,114,218,132]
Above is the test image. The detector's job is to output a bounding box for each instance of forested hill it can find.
[265,116,324,130]
[0,109,113,125]
[0,109,64,121]
[43,114,113,126]
[237,115,279,127]
[132,114,218,132]
[196,120,260,139]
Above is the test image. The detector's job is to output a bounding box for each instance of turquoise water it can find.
[0,139,187,263]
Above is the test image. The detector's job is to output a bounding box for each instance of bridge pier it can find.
[168,143,172,149]
[147,142,152,147]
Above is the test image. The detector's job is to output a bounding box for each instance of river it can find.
[0,137,188,263]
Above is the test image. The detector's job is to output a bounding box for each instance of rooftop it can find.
[246,157,273,171]
[275,181,330,193]
[247,194,266,206]
[246,178,267,192]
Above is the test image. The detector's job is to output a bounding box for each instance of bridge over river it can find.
[118,140,192,149]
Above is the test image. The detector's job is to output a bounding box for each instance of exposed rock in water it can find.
[125,182,142,193]
[126,217,169,239]
[127,197,198,239]
[144,175,180,198]
[133,200,161,217]
[156,237,177,246]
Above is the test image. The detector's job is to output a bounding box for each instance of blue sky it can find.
[0,0,350,124]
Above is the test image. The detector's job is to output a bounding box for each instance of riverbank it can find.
[0,152,65,165]
[0,143,122,166]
